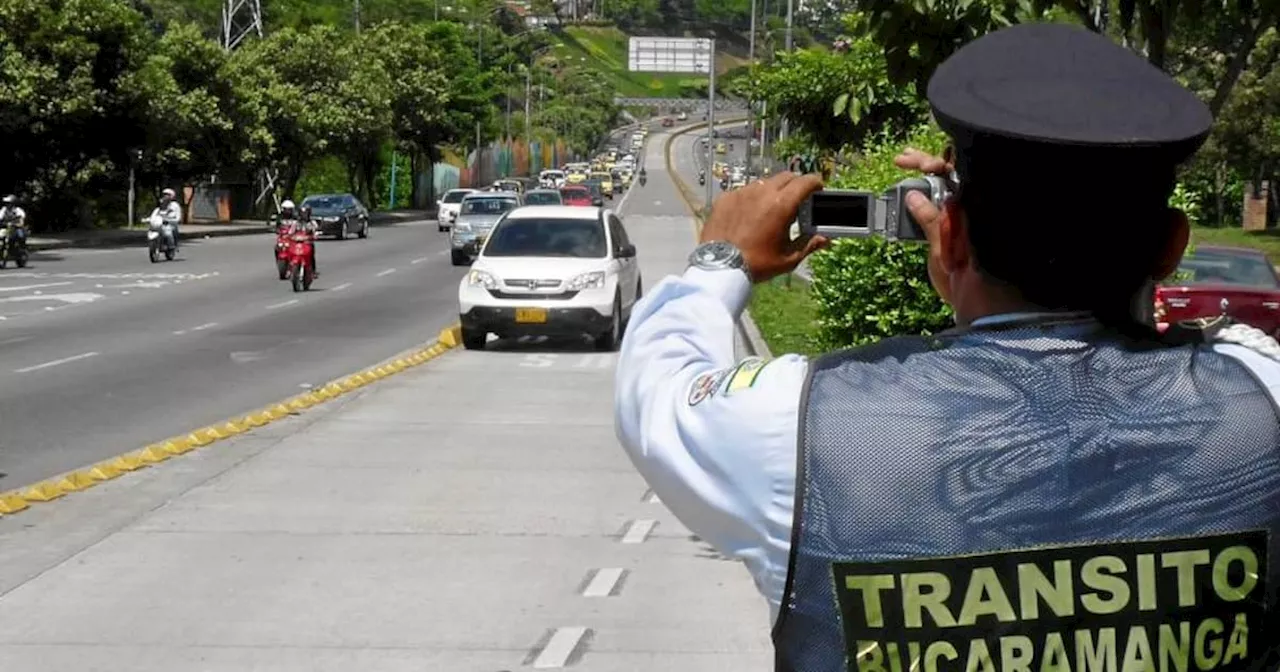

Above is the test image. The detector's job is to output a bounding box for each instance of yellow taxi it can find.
[712,162,728,179]
[565,171,587,185]
[590,171,614,198]
[715,142,727,155]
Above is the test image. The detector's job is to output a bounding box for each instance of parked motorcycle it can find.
[0,219,29,269]
[145,210,176,263]
[698,172,705,186]
[284,227,316,292]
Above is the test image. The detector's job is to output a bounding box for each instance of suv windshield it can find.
[1176,251,1280,288]
[484,218,607,258]
[461,198,517,215]
[525,191,562,205]
[443,190,470,204]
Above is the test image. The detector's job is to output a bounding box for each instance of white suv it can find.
[436,188,477,232]
[457,206,642,351]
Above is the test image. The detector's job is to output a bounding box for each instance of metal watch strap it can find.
[688,240,751,280]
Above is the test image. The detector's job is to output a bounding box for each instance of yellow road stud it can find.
[308,390,328,402]
[325,382,344,396]
[108,454,146,472]
[57,472,99,492]
[221,420,245,435]
[288,397,310,411]
[133,446,171,464]
[0,492,29,514]
[87,462,123,481]
[186,431,214,447]
[22,481,65,502]
[163,437,195,455]
[394,358,409,368]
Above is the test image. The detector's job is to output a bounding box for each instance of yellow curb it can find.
[0,332,465,517]
[21,481,65,502]
[0,493,29,514]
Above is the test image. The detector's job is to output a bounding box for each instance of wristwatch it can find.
[688,240,751,281]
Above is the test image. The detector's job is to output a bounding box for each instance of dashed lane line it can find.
[410,257,429,264]
[265,299,298,310]
[620,519,656,544]
[331,282,352,292]
[581,568,627,597]
[376,268,397,277]
[15,351,99,374]
[531,626,591,669]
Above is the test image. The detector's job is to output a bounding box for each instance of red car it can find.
[1156,245,1280,336]
[560,185,593,207]
[661,117,675,127]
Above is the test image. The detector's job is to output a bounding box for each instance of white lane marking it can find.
[376,268,397,277]
[621,519,656,544]
[0,282,73,293]
[437,249,449,255]
[582,568,625,597]
[644,490,661,504]
[15,351,99,374]
[331,282,352,292]
[0,292,103,305]
[299,383,313,389]
[532,627,590,669]
[0,335,31,347]
[265,299,298,310]
[173,330,186,336]
[410,256,429,264]
[191,322,217,332]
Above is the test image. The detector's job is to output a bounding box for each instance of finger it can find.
[777,173,825,207]
[764,171,799,191]
[904,190,942,230]
[894,148,951,175]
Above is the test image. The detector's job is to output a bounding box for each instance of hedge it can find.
[805,123,956,349]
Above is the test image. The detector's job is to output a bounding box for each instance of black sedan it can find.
[301,193,370,240]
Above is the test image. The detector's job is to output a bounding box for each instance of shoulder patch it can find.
[723,357,770,395]
[687,368,732,406]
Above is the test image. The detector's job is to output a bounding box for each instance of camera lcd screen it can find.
[810,191,872,229]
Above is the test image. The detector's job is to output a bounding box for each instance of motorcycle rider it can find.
[157,188,182,250]
[280,199,318,276]
[698,168,705,185]
[638,167,647,187]
[0,195,28,259]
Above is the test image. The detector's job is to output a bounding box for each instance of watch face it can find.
[690,241,742,269]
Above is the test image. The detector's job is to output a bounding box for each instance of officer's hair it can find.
[955,159,1178,328]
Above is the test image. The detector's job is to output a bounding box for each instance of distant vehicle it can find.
[301,193,369,240]
[437,188,477,232]
[457,206,642,352]
[451,191,523,266]
[715,142,727,155]
[492,179,524,194]
[1156,245,1280,336]
[524,189,564,206]
[661,117,675,127]
[677,111,688,121]
[590,171,614,198]
[560,185,593,207]
[539,170,566,189]
[581,179,606,207]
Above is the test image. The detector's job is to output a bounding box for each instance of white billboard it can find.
[628,37,713,74]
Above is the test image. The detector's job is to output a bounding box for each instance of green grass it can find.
[1190,226,1280,264]
[749,276,823,358]
[550,27,722,99]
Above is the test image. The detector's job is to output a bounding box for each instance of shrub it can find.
[805,123,955,349]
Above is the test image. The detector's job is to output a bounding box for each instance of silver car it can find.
[451,191,523,266]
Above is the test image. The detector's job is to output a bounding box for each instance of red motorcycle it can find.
[283,225,316,292]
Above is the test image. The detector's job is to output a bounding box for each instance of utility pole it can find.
[745,0,756,177]
[354,0,361,33]
[222,0,274,213]
[779,0,793,142]
[704,39,716,211]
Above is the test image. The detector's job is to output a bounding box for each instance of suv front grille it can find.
[487,290,579,301]
[503,278,562,289]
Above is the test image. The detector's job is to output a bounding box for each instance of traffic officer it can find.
[615,22,1280,671]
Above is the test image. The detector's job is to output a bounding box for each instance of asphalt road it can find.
[671,121,755,210]
[0,220,466,488]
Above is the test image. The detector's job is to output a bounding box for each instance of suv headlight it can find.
[567,271,606,290]
[467,270,498,289]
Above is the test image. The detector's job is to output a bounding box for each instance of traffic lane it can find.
[0,221,440,367]
[0,226,463,488]
[672,131,749,211]
[613,129,701,220]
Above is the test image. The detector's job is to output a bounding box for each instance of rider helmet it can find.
[299,204,312,221]
[2,195,15,205]
[280,199,296,218]
[161,188,176,200]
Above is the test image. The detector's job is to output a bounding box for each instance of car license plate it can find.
[515,307,547,324]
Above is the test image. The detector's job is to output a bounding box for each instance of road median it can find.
[0,323,464,517]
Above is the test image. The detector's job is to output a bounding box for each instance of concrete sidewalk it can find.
[0,135,772,670]
[26,209,434,251]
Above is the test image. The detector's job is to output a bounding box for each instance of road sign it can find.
[628,37,713,74]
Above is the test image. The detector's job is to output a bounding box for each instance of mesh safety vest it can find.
[774,318,1280,672]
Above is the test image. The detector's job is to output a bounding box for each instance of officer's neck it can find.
[951,281,1057,327]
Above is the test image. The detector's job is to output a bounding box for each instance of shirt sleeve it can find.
[614,266,806,617]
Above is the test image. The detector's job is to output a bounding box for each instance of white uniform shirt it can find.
[160,201,182,224]
[614,267,1280,628]
[0,206,26,224]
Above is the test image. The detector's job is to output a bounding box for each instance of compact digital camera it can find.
[796,175,953,242]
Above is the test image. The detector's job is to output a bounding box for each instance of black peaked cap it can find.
[927,22,1213,169]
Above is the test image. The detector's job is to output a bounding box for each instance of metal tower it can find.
[221,0,264,51]
[221,0,278,211]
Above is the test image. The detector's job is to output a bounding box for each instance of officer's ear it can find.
[1151,208,1191,282]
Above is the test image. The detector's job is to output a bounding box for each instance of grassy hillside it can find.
[550,26,744,99]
